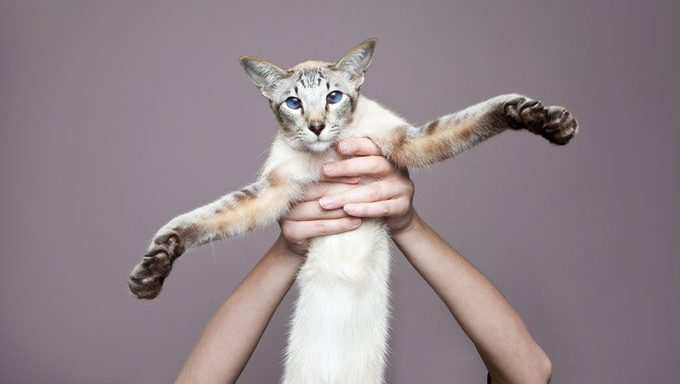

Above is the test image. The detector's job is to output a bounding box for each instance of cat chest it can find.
[299,219,391,284]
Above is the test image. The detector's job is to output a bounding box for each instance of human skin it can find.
[175,138,551,384]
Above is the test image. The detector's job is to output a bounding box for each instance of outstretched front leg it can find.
[372,94,578,168]
[128,170,304,299]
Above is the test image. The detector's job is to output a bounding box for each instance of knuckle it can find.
[352,141,368,154]
[376,159,391,174]
[342,218,359,229]
[393,200,408,215]
[333,162,347,174]
[286,207,301,219]
[369,157,384,171]
[405,180,415,195]
[395,177,415,196]
[280,222,294,238]
[282,222,306,243]
[299,202,316,217]
[313,220,329,235]
[356,137,372,148]
[325,183,346,194]
[402,198,413,212]
[306,183,328,199]
[368,184,382,200]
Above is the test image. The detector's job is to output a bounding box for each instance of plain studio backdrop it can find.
[1,1,678,383]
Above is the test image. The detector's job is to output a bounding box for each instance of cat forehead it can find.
[289,60,333,71]
[287,61,339,90]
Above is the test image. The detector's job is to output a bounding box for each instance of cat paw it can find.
[503,97,578,145]
[128,231,185,299]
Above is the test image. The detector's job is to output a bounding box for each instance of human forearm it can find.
[175,236,302,384]
[393,213,552,384]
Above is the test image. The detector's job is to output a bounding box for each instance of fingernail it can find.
[344,204,357,212]
[349,218,362,227]
[319,196,336,208]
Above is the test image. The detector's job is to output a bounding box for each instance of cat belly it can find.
[283,220,391,384]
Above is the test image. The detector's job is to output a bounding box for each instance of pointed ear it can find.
[335,38,377,87]
[240,56,288,98]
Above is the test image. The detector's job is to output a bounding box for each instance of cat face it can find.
[240,39,376,152]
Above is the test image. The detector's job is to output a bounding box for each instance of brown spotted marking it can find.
[456,126,474,141]
[425,119,439,135]
[387,115,489,167]
[267,170,285,188]
[200,174,295,242]
[233,184,259,203]
[384,126,409,165]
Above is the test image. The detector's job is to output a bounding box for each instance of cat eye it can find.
[326,91,343,104]
[285,97,302,110]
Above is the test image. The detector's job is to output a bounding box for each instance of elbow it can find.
[513,349,553,384]
[535,350,553,384]
[491,351,552,384]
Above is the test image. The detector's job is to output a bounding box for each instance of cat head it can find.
[240,38,376,152]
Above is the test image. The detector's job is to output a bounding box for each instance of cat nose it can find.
[308,122,325,136]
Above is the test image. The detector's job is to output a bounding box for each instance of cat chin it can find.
[306,141,333,152]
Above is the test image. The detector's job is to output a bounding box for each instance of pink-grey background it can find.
[1,1,678,382]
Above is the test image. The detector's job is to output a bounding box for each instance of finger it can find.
[318,176,362,184]
[286,200,351,221]
[337,137,382,156]
[280,218,362,243]
[322,156,392,178]
[319,180,400,210]
[304,182,359,201]
[343,197,410,218]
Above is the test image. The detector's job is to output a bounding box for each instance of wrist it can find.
[269,235,305,268]
[391,210,427,243]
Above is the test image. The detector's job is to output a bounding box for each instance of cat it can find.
[128,38,578,383]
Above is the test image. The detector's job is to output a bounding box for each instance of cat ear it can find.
[334,38,377,88]
[240,56,288,98]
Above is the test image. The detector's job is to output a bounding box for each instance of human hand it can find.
[278,180,363,257]
[319,137,416,235]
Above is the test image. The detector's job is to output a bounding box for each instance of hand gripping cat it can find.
[128,39,578,383]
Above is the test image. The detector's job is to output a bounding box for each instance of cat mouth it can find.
[307,140,333,152]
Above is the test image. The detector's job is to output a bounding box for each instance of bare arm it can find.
[175,237,302,384]
[392,215,552,384]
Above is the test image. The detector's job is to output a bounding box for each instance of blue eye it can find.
[326,91,343,104]
[285,97,302,110]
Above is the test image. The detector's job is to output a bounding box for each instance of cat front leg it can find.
[371,94,578,168]
[128,170,304,299]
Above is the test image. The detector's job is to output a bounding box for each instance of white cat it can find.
[129,38,578,383]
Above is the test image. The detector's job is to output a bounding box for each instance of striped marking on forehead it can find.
[296,68,327,89]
